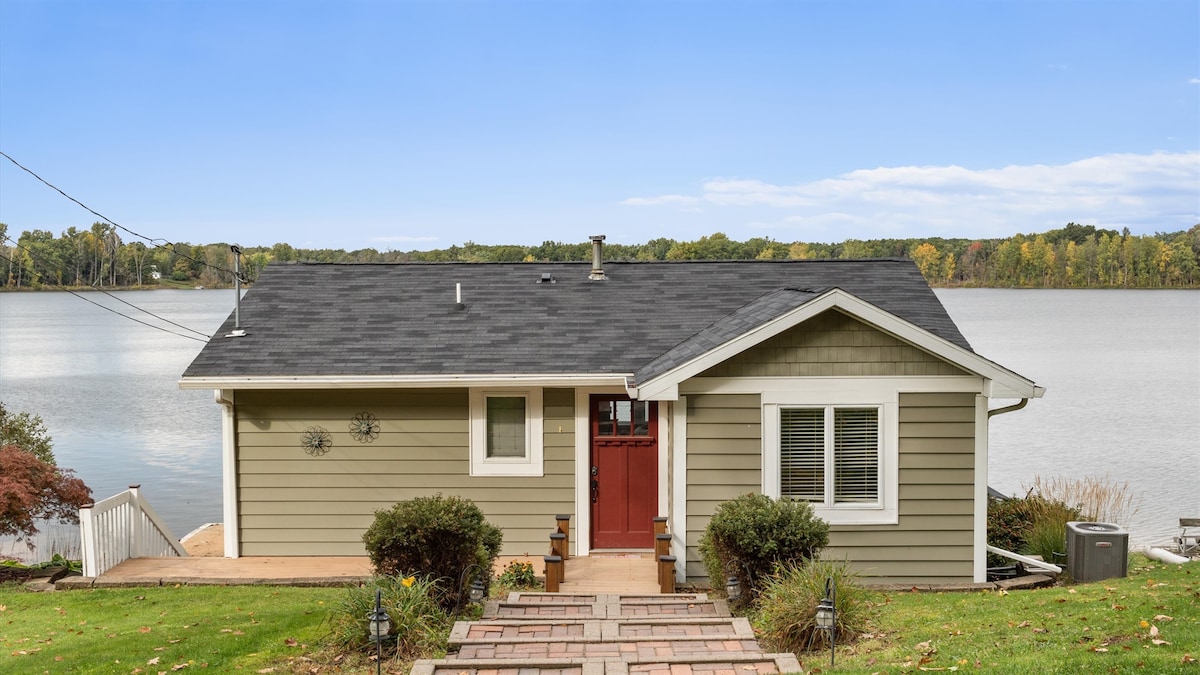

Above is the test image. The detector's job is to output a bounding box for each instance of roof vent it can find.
[589,235,607,281]
[537,273,556,284]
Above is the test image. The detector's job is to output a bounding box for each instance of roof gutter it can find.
[988,397,1029,418]
[179,373,632,390]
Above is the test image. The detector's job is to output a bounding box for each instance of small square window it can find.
[470,388,543,476]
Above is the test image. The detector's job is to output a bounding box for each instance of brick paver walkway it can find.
[411,593,802,675]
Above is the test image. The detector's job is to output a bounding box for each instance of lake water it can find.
[0,288,1196,558]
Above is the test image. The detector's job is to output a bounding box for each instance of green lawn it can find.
[0,556,1195,674]
[0,585,353,673]
[802,556,1198,674]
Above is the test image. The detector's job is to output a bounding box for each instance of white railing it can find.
[79,484,188,577]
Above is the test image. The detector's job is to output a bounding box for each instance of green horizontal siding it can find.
[234,387,575,556]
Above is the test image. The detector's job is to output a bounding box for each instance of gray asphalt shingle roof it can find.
[181,259,971,379]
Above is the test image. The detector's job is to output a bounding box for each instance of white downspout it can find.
[975,396,1032,581]
[215,389,240,558]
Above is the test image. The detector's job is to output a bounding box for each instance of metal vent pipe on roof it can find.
[589,234,607,280]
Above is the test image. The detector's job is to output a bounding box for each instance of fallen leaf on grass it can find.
[256,669,276,674]
[285,637,299,647]
[171,664,188,671]
[1139,620,1150,629]
[1149,625,1159,638]
[1182,654,1195,663]
[148,657,160,665]
[1092,647,1108,653]
[1154,614,1173,622]
[1032,627,1048,634]
[138,626,153,634]
[1016,620,1030,628]
[0,604,7,612]
[1152,639,1172,646]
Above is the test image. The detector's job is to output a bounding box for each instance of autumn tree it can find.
[0,403,92,545]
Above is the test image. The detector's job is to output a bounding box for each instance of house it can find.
[179,238,1043,585]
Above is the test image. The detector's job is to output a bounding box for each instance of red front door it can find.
[590,396,658,549]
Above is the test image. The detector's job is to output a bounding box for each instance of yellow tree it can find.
[910,242,943,283]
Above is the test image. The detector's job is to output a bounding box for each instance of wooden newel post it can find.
[658,555,676,594]
[550,532,567,565]
[555,514,571,560]
[653,516,668,536]
[655,533,672,559]
[544,555,563,593]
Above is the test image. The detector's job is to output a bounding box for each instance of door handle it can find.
[591,478,599,503]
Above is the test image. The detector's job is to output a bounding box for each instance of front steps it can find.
[412,593,801,675]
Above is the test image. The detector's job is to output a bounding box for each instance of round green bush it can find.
[701,492,829,603]
[362,494,502,611]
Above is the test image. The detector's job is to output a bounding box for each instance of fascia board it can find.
[179,373,631,390]
[636,288,1043,400]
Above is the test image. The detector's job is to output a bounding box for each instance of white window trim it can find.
[762,386,898,525]
[469,388,544,477]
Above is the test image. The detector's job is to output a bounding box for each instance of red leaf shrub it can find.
[0,444,92,543]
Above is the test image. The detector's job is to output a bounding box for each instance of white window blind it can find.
[833,407,879,503]
[486,395,526,458]
[780,408,824,501]
[780,405,880,506]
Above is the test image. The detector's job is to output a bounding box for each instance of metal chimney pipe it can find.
[225,245,247,338]
[589,235,607,280]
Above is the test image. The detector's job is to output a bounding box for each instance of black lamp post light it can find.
[813,577,837,667]
[457,563,487,614]
[367,587,391,675]
[723,559,751,603]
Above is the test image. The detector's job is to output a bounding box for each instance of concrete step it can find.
[412,653,802,675]
[453,618,755,644]
[452,637,764,660]
[485,594,727,620]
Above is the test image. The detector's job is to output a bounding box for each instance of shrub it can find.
[327,574,452,661]
[986,491,1082,567]
[361,494,502,610]
[701,493,829,603]
[494,560,539,592]
[753,559,873,654]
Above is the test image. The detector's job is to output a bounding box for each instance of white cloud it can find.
[621,151,1200,238]
[1190,78,1200,84]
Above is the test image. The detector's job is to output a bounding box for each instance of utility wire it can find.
[0,150,241,278]
[0,244,211,343]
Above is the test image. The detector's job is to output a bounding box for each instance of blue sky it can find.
[1,0,1197,250]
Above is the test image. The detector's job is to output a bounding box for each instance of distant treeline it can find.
[2,221,1198,290]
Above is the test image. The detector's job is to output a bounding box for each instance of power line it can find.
[0,150,241,279]
[0,244,211,343]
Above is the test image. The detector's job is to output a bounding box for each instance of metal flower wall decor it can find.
[349,411,381,443]
[300,426,333,456]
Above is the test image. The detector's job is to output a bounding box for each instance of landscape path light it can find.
[457,563,486,613]
[813,577,837,667]
[724,559,749,602]
[367,587,391,675]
